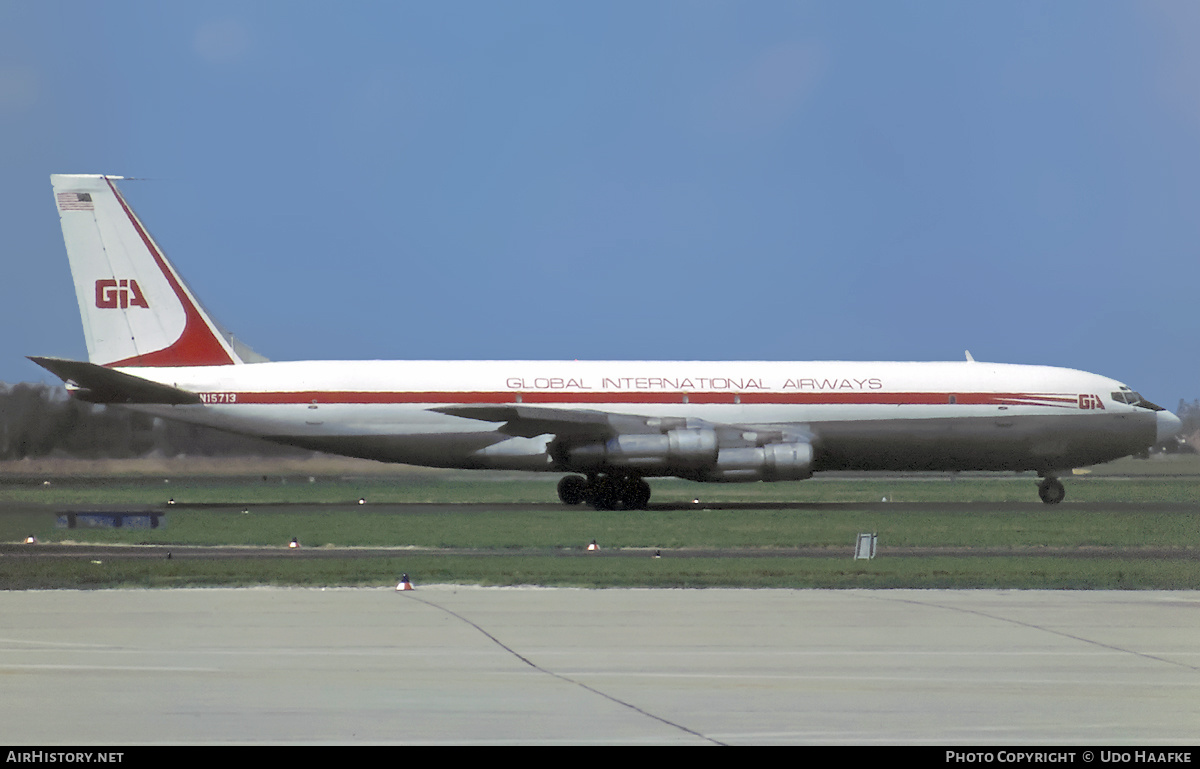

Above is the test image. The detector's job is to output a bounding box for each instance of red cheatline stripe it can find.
[204,391,1082,407]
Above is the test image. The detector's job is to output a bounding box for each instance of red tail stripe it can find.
[104,178,234,367]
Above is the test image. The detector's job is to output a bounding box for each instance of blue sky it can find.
[3,2,1198,407]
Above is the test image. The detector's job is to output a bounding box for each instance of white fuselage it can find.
[114,359,1163,476]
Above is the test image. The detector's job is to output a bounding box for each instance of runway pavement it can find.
[1,587,1198,745]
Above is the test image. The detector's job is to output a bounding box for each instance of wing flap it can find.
[431,404,675,440]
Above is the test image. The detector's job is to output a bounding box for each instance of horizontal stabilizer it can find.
[28,356,202,405]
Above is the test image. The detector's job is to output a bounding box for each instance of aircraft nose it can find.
[1157,410,1183,444]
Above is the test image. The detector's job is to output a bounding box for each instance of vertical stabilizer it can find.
[50,174,264,367]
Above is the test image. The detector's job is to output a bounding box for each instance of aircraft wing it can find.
[435,402,816,489]
[28,356,203,405]
[431,404,671,440]
[432,403,811,446]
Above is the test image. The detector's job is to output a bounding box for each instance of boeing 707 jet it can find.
[33,174,1182,509]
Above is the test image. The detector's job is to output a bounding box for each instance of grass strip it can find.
[9,506,1200,550]
[1,554,1196,590]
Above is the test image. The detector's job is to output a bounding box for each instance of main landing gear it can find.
[558,474,651,510]
[1038,476,1065,505]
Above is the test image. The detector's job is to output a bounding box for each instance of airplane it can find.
[33,173,1182,509]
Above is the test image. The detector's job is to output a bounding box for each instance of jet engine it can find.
[561,428,813,482]
[700,441,814,482]
[564,427,718,471]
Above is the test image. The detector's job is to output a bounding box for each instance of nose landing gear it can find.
[1037,476,1065,504]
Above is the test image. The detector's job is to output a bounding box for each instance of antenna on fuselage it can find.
[964,350,975,363]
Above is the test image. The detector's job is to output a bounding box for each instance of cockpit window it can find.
[1111,390,1164,411]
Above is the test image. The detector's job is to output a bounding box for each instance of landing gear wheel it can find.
[588,475,622,511]
[557,475,588,505]
[1038,477,1065,505]
[577,474,652,510]
[619,477,652,510]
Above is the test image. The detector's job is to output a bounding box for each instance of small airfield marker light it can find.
[396,573,414,591]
